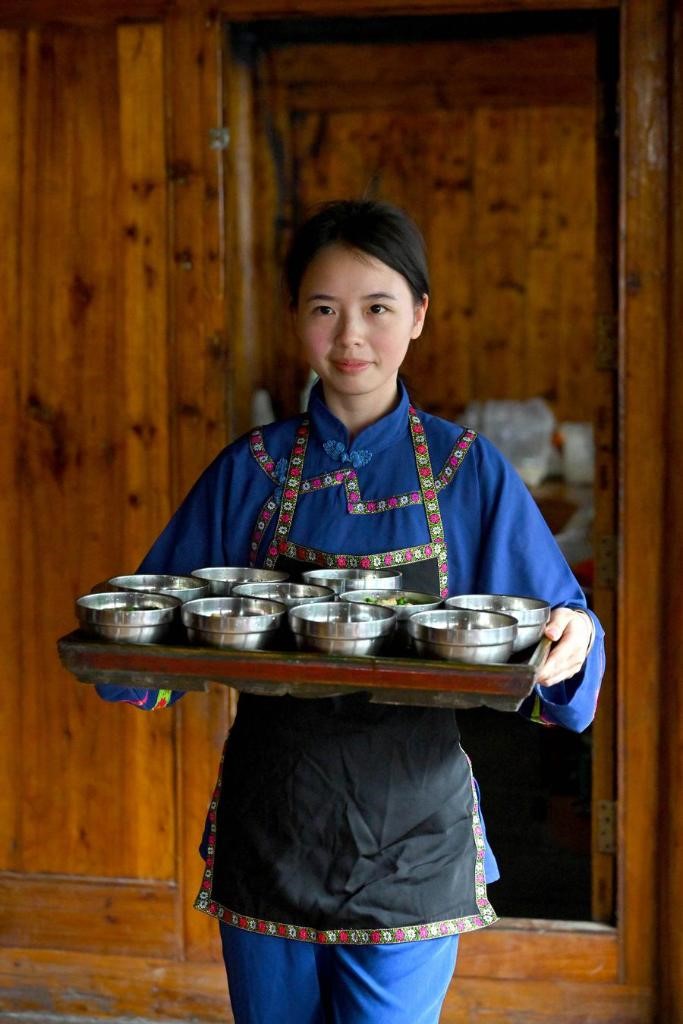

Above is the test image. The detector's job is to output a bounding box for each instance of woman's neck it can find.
[321,383,401,441]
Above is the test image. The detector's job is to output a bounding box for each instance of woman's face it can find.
[293,244,428,425]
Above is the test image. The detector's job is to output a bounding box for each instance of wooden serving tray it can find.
[57,631,551,711]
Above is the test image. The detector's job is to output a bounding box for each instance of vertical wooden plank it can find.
[618,0,668,991]
[0,29,23,872]
[661,0,683,1017]
[226,26,262,434]
[16,25,176,880]
[407,109,474,417]
[590,18,619,925]
[472,107,528,402]
[115,22,178,882]
[118,23,171,555]
[555,105,597,419]
[165,8,233,962]
[524,106,561,407]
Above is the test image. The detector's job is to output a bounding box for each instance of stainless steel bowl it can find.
[301,568,402,596]
[288,601,396,657]
[407,608,518,664]
[340,589,442,651]
[232,581,336,609]
[340,589,443,620]
[76,591,181,644]
[445,594,551,652]
[107,573,209,603]
[181,596,287,650]
[190,567,289,596]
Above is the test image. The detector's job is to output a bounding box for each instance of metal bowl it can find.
[445,594,551,652]
[76,591,181,644]
[181,596,287,650]
[190,567,289,596]
[232,581,336,610]
[407,608,518,664]
[288,601,396,657]
[107,574,209,603]
[301,568,402,596]
[340,589,442,620]
[340,589,442,652]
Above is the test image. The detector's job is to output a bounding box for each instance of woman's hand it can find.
[535,607,594,687]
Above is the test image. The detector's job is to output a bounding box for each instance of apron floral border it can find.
[194,747,497,945]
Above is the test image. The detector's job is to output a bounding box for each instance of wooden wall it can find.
[0,11,234,982]
[0,2,679,1022]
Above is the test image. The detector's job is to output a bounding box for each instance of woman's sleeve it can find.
[472,437,605,734]
[96,448,235,711]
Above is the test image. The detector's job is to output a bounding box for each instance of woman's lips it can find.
[333,360,371,374]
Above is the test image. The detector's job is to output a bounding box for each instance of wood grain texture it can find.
[14,25,175,884]
[660,1,683,1018]
[0,942,645,1024]
[0,1,679,1019]
[247,32,599,425]
[590,21,618,925]
[0,0,620,25]
[164,10,234,963]
[0,30,23,873]
[618,0,669,994]
[0,875,181,958]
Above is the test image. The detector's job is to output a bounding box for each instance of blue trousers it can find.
[220,924,458,1024]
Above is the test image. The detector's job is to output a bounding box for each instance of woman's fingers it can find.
[535,607,593,687]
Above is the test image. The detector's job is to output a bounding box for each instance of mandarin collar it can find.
[306,378,411,457]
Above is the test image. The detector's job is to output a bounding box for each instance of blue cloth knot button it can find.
[323,439,373,469]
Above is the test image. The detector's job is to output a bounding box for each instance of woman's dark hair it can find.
[284,199,430,307]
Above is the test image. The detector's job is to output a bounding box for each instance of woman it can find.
[98,199,604,1023]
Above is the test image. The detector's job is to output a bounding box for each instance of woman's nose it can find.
[335,313,363,347]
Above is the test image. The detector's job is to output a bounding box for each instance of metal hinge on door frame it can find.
[595,534,618,589]
[597,800,617,854]
[209,127,230,150]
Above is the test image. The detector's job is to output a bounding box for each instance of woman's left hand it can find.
[535,607,594,687]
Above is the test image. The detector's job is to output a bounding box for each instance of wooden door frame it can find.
[0,0,677,1019]
[220,0,674,1015]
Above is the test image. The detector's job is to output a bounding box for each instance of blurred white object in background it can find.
[251,387,275,426]
[463,397,556,486]
[561,422,595,485]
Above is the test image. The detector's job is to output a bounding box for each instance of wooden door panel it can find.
[0,22,183,959]
[272,87,597,422]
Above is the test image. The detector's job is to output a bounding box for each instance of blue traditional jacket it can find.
[97,380,605,945]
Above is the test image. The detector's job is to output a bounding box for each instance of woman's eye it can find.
[314,305,335,316]
[369,304,388,315]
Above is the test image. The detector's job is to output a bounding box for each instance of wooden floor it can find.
[4,1017,192,1024]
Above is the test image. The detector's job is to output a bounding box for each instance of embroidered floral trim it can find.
[434,429,478,491]
[124,688,172,710]
[194,745,497,944]
[263,422,309,569]
[195,903,495,945]
[300,469,424,517]
[274,541,446,572]
[249,429,279,480]
[529,693,556,727]
[408,407,449,597]
[251,414,476,589]
[249,496,280,567]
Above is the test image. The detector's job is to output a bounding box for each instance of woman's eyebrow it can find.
[304,291,398,302]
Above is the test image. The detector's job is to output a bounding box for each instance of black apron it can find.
[195,411,495,943]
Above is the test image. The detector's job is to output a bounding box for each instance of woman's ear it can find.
[411,294,429,340]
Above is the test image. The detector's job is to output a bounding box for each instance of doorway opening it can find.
[225,7,619,924]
